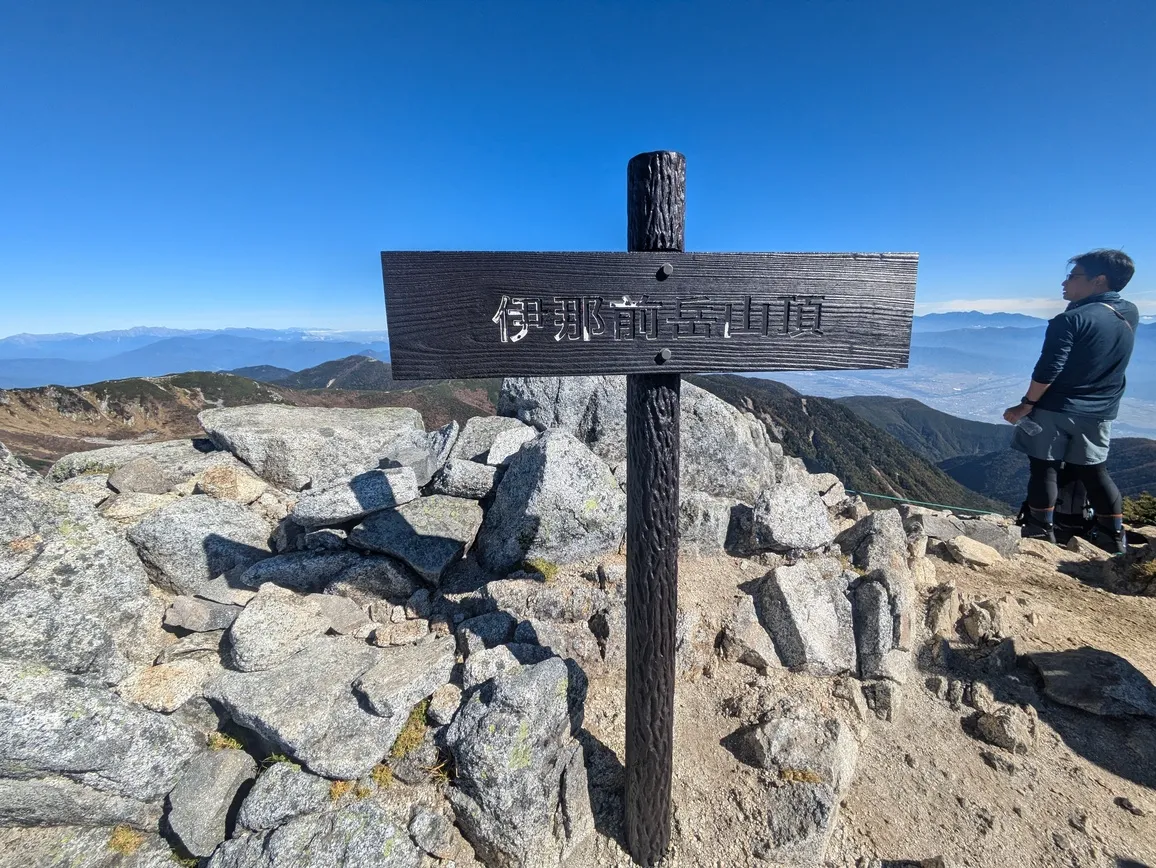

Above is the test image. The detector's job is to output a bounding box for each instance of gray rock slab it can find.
[127,495,272,596]
[291,467,420,527]
[905,512,966,542]
[0,661,202,802]
[237,761,330,832]
[975,705,1035,754]
[476,430,626,574]
[0,825,178,868]
[199,404,427,492]
[450,415,537,463]
[195,464,269,505]
[165,596,243,632]
[720,595,779,673]
[729,714,857,792]
[431,458,499,500]
[0,774,160,829]
[323,555,422,605]
[349,494,484,585]
[678,491,734,556]
[302,527,347,550]
[208,800,423,868]
[108,457,176,495]
[756,561,857,675]
[497,377,778,503]
[116,657,221,713]
[1029,647,1156,717]
[679,381,780,503]
[308,592,371,634]
[156,630,224,664]
[837,508,908,572]
[48,437,239,485]
[354,634,456,717]
[745,484,836,553]
[486,423,537,466]
[945,535,1003,567]
[445,657,592,867]
[461,644,556,692]
[227,584,331,672]
[167,748,257,857]
[428,420,459,472]
[427,683,463,727]
[409,806,458,860]
[959,518,1022,558]
[0,453,161,682]
[853,580,893,680]
[195,573,259,606]
[205,638,402,779]
[456,611,518,656]
[97,491,179,525]
[56,473,113,508]
[237,549,362,592]
[760,782,840,866]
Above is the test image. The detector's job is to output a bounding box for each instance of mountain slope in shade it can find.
[275,355,422,391]
[837,395,1014,463]
[940,438,1156,512]
[691,374,1006,513]
[228,365,296,383]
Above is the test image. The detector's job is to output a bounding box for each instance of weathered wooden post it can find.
[624,151,684,863]
[380,151,917,867]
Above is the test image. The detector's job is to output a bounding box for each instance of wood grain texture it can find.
[623,150,683,867]
[628,151,685,252]
[624,373,680,865]
[381,250,918,379]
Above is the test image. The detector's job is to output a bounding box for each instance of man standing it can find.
[1003,249,1138,553]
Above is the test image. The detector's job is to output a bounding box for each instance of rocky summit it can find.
[1,378,1154,868]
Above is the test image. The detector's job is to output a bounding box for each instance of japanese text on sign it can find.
[491,294,825,343]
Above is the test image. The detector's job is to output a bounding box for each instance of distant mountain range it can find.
[0,332,391,388]
[838,395,1156,510]
[3,351,1149,513]
[911,311,1048,332]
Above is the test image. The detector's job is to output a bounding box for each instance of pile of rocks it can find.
[0,376,1020,867]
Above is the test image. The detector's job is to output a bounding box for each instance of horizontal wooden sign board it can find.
[381,251,918,379]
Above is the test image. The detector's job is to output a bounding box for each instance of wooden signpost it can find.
[381,151,917,866]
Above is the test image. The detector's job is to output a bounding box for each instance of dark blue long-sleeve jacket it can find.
[1032,291,1139,419]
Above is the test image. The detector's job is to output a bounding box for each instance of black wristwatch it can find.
[1020,396,1037,406]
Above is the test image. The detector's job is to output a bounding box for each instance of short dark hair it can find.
[1070,249,1135,292]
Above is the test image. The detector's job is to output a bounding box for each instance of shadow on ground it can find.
[921,640,1156,792]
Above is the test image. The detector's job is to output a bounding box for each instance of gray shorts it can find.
[1011,406,1112,465]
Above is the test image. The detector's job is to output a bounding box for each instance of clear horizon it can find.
[0,307,1109,343]
[2,1,1154,334]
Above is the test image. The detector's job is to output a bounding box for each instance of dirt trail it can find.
[569,548,1156,867]
[834,548,1156,868]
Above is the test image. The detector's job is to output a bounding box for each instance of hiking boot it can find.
[1020,516,1057,545]
[1089,522,1127,556]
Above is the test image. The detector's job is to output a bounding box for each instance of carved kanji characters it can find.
[491,295,544,343]
[553,296,605,341]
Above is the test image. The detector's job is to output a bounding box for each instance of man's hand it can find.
[1003,403,1032,424]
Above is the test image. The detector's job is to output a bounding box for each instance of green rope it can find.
[844,489,1006,517]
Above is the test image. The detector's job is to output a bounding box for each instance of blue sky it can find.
[1,0,1154,337]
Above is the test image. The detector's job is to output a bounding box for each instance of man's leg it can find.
[1073,462,1126,553]
[1024,457,1062,543]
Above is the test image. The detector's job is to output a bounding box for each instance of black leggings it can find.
[1027,457,1122,516]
